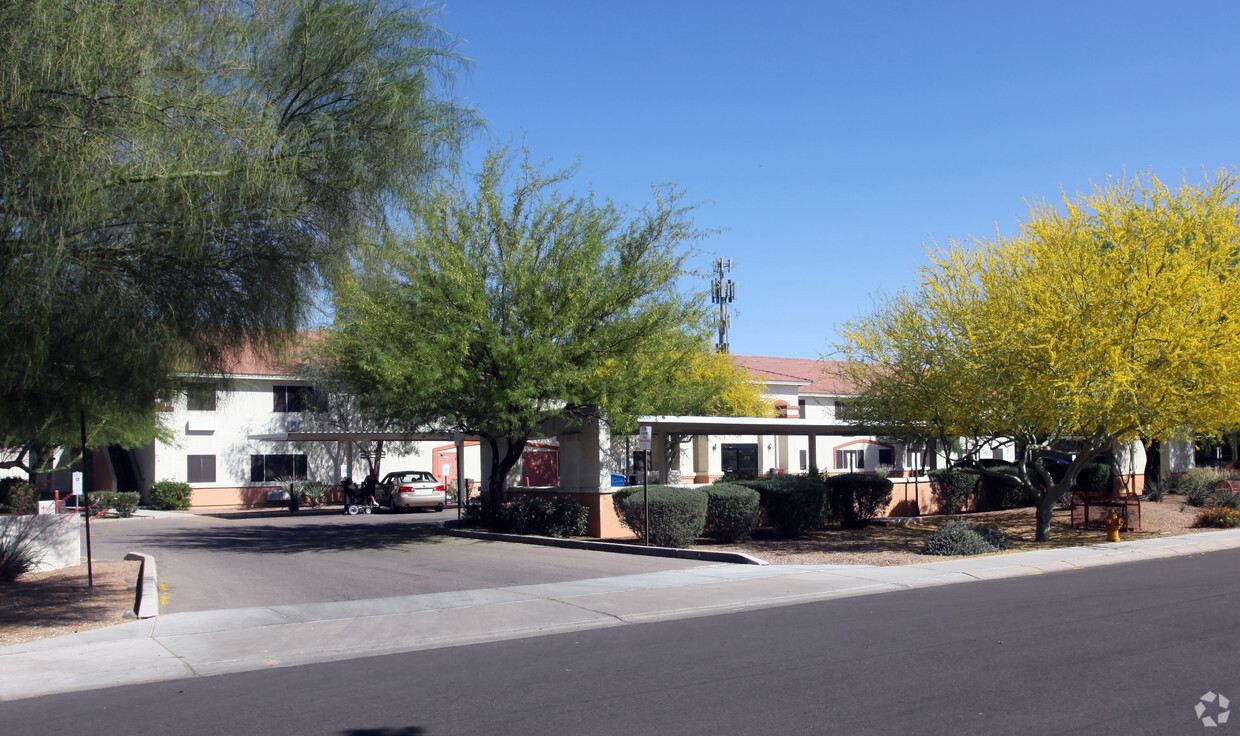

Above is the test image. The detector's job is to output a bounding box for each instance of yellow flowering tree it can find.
[837,172,1240,540]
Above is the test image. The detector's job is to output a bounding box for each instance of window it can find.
[187,385,216,412]
[836,449,864,471]
[250,454,308,482]
[799,449,808,470]
[187,455,216,483]
[774,401,789,418]
[878,447,894,467]
[798,399,806,420]
[273,385,309,412]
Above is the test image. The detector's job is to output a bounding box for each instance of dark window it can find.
[187,385,216,412]
[187,455,216,483]
[721,443,759,476]
[273,385,308,412]
[878,448,894,467]
[798,399,806,419]
[250,454,308,482]
[836,448,864,470]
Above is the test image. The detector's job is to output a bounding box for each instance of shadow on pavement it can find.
[124,520,458,554]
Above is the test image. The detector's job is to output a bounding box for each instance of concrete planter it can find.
[0,513,82,573]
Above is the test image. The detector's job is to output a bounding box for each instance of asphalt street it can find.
[4,546,1237,735]
[85,510,711,613]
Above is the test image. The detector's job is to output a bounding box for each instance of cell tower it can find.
[711,258,736,353]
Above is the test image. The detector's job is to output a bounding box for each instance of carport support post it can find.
[643,450,649,546]
[80,409,93,588]
[455,431,464,520]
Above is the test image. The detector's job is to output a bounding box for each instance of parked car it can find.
[378,470,447,512]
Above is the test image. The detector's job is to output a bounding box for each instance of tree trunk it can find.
[485,435,527,513]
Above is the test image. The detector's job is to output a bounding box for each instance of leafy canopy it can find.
[836,172,1240,539]
[0,0,474,452]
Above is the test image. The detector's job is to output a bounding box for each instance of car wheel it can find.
[435,504,444,513]
[390,503,401,513]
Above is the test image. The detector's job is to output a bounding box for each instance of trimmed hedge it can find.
[614,485,708,548]
[927,469,978,515]
[495,495,589,537]
[704,483,760,542]
[91,491,140,518]
[1074,463,1112,495]
[751,476,829,537]
[149,480,193,510]
[986,466,1033,510]
[825,473,893,528]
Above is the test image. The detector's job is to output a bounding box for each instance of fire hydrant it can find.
[1105,509,1122,542]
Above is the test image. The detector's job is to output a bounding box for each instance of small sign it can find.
[72,472,83,495]
[638,426,652,452]
[442,463,451,478]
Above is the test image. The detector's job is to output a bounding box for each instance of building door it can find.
[721,443,758,477]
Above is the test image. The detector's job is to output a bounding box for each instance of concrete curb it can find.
[441,526,768,565]
[123,553,158,619]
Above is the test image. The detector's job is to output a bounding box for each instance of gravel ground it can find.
[708,498,1206,566]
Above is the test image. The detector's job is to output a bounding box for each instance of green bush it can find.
[1171,467,1231,499]
[751,475,828,537]
[985,466,1033,510]
[91,491,140,518]
[149,480,193,510]
[825,473,893,528]
[1143,480,1168,502]
[1074,463,1112,495]
[1212,487,1240,510]
[704,483,760,542]
[0,513,48,581]
[494,495,588,537]
[1195,507,1240,528]
[927,469,978,515]
[547,496,589,537]
[921,520,996,556]
[971,523,1013,551]
[615,485,708,548]
[1184,483,1214,508]
[0,479,39,514]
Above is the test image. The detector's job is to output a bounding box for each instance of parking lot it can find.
[86,509,711,613]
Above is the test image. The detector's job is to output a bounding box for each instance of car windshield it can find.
[386,472,436,484]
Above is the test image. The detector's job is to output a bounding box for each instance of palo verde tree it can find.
[0,0,474,466]
[835,172,1240,541]
[328,148,733,511]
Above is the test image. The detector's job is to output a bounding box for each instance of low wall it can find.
[1,513,82,573]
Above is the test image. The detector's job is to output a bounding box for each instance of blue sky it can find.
[437,1,1240,359]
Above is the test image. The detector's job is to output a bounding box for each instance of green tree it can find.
[328,149,716,510]
[836,173,1240,541]
[0,0,475,460]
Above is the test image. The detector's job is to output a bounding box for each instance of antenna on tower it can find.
[711,258,736,353]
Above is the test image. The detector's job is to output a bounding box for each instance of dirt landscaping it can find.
[0,498,1211,647]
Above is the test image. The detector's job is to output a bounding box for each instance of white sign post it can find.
[638,427,652,545]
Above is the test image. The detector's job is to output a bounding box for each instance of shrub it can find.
[298,480,330,508]
[927,469,978,515]
[1170,467,1229,499]
[1184,483,1214,508]
[547,496,588,537]
[704,483,761,542]
[149,480,193,510]
[1195,507,1240,528]
[91,491,140,518]
[1143,480,1168,502]
[0,517,47,582]
[825,473,893,528]
[751,475,828,537]
[986,466,1033,510]
[1074,463,1112,495]
[1212,488,1240,510]
[921,520,996,556]
[971,523,1013,551]
[0,479,39,514]
[615,485,708,548]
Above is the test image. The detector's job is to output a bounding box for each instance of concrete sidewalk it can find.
[3,529,1239,702]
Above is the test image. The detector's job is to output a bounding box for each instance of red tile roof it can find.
[731,355,856,396]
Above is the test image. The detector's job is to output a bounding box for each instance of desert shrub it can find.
[616,485,708,548]
[298,480,330,508]
[704,483,760,542]
[1195,507,1240,528]
[149,480,193,510]
[0,514,48,581]
[927,469,978,515]
[1171,467,1229,499]
[985,466,1033,510]
[0,479,39,514]
[1184,483,1214,508]
[1074,463,1112,495]
[91,491,140,518]
[971,523,1013,551]
[921,520,995,556]
[1212,487,1240,510]
[1143,480,1167,502]
[825,473,893,528]
[751,475,828,537]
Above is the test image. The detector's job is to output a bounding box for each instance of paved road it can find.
[86,510,711,613]
[5,545,1237,735]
